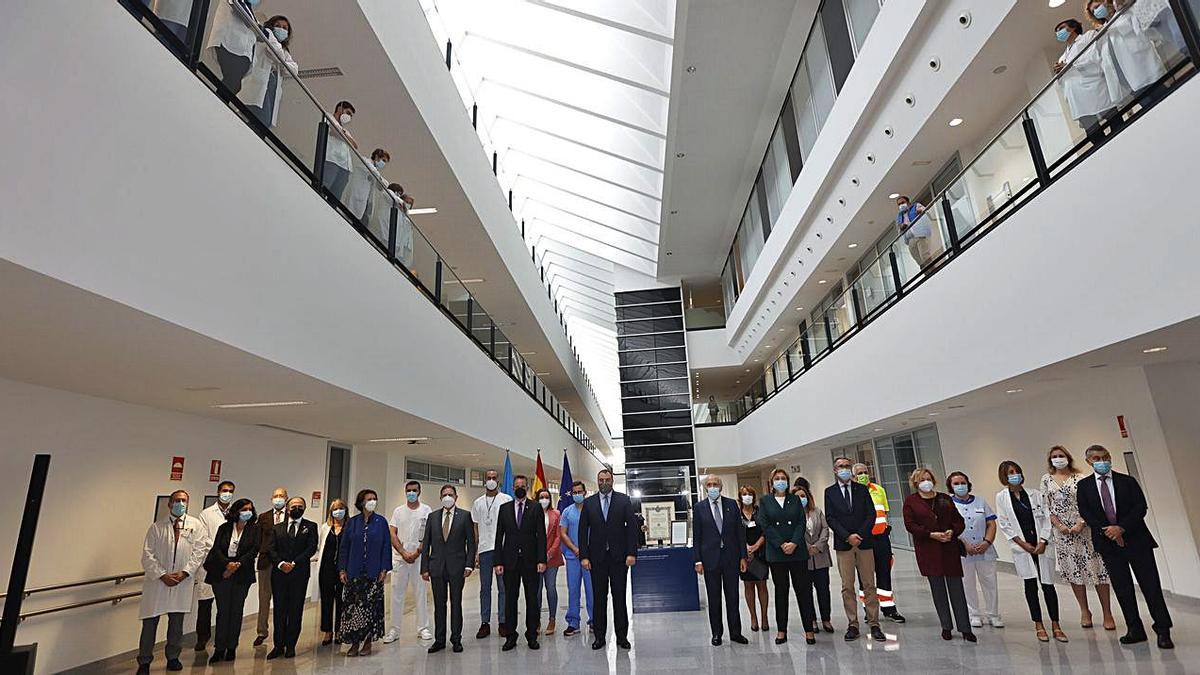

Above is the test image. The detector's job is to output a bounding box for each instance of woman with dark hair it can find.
[757,469,817,645]
[338,489,391,656]
[996,460,1065,643]
[203,498,260,664]
[738,485,769,632]
[947,472,1002,629]
[246,14,298,129]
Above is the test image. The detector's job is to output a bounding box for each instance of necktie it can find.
[712,500,723,535]
[289,520,297,539]
[443,509,452,542]
[276,510,283,525]
[843,484,852,510]
[173,517,182,544]
[602,494,610,521]
[1100,476,1117,524]
[517,500,524,528]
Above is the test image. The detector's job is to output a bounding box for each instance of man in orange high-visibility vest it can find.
[854,464,906,623]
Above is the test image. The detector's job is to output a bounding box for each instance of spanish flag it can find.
[533,449,548,494]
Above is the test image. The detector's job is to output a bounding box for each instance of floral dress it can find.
[1040,473,1109,585]
[338,518,386,644]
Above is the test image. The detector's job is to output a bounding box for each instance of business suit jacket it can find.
[824,481,877,551]
[493,499,547,570]
[578,490,638,563]
[1077,471,1157,556]
[756,494,809,564]
[256,509,284,570]
[267,518,319,580]
[693,496,748,570]
[204,520,261,585]
[421,507,477,578]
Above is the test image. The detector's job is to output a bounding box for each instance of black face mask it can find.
[514,487,527,500]
[288,507,304,520]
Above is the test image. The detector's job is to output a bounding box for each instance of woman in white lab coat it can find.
[345,149,391,223]
[246,15,298,130]
[142,0,192,43]
[204,0,261,95]
[137,491,211,671]
[388,184,416,269]
[995,460,1065,643]
[1054,18,1124,137]
[1096,1,1168,98]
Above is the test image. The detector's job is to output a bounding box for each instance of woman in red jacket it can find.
[903,468,976,643]
[536,488,565,635]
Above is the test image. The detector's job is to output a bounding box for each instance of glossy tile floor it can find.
[81,551,1197,673]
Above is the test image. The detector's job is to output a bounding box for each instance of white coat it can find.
[242,31,298,125]
[147,0,193,27]
[139,514,211,619]
[1104,12,1166,92]
[1058,30,1123,120]
[345,157,386,219]
[994,488,1056,582]
[204,0,258,60]
[193,502,230,602]
[394,198,415,268]
[308,522,333,602]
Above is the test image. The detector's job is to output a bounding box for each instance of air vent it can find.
[296,66,344,80]
[256,424,330,439]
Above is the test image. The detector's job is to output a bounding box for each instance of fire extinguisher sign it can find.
[209,460,222,482]
[170,456,185,481]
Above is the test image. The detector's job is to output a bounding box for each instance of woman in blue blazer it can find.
[337,489,392,656]
[757,469,818,645]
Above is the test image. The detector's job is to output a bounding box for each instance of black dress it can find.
[740,508,769,582]
[318,526,343,635]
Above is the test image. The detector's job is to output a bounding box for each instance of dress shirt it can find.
[710,498,723,536]
[1094,472,1118,511]
[278,517,302,569]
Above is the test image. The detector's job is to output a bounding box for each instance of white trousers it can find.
[392,558,428,632]
[961,558,999,619]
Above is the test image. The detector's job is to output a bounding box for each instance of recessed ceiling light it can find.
[874,428,883,432]
[1143,346,1168,353]
[686,65,697,73]
[1048,0,1066,7]
[818,279,827,284]
[778,328,785,332]
[795,306,804,311]
[367,436,431,443]
[676,152,686,158]
[1005,388,1023,394]
[407,207,438,216]
[888,193,900,199]
[992,65,1008,75]
[212,401,309,409]
[848,243,858,248]
[520,351,537,356]
[753,358,760,362]
[928,412,940,416]
[669,210,678,215]
[948,118,964,127]
[535,372,551,376]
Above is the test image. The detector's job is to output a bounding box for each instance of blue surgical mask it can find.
[271,26,289,42]
[331,509,346,520]
[218,491,234,504]
[572,493,585,504]
[773,480,789,493]
[1093,5,1109,20]
[707,487,720,500]
[952,484,970,497]
[1056,28,1071,42]
[171,501,187,517]
[1092,461,1112,475]
[239,510,254,522]
[374,159,387,170]
[836,468,853,482]
[799,497,809,508]
[1007,473,1023,486]
[406,491,419,503]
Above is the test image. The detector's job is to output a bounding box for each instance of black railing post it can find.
[520,219,526,239]
[508,190,513,210]
[799,331,812,369]
[471,103,478,129]
[489,322,496,358]
[492,152,498,175]
[0,454,50,663]
[823,317,834,349]
[888,249,904,299]
[465,297,473,334]
[941,196,961,253]
[1021,113,1051,187]
[312,118,330,190]
[445,40,453,69]
[850,287,865,328]
[387,205,399,262]
[185,0,212,68]
[434,259,443,304]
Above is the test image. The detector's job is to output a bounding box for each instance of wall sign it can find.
[209,459,222,482]
[1117,415,1129,438]
[311,490,322,511]
[170,456,185,481]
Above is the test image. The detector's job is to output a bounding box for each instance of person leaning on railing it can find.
[323,101,359,203]
[246,15,298,130]
[204,0,261,96]
[894,195,930,268]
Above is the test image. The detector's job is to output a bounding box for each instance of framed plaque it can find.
[641,502,673,542]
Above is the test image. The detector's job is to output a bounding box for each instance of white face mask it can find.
[441,495,456,509]
[485,479,498,491]
[364,499,377,512]
[1051,457,1070,470]
[918,480,935,494]
[339,113,352,126]
[741,494,754,505]
[538,498,551,509]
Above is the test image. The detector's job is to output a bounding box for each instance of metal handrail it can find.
[18,591,142,622]
[0,571,143,601]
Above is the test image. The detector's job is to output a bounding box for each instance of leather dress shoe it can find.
[528,640,540,650]
[253,635,267,647]
[476,623,491,639]
[225,649,236,662]
[731,634,749,644]
[1157,633,1174,649]
[284,646,295,658]
[427,642,446,654]
[166,659,183,672]
[711,636,722,646]
[452,642,464,653]
[870,626,887,642]
[501,640,517,652]
[208,651,224,665]
[1120,631,1148,645]
[844,626,860,641]
[591,639,606,650]
[617,638,632,649]
[266,648,283,660]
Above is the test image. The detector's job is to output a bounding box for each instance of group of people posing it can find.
[693,444,1174,653]
[135,468,640,670]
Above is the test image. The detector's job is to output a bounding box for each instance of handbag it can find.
[744,553,769,581]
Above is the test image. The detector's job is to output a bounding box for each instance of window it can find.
[406,459,467,485]
[762,119,794,223]
[843,0,883,54]
[737,199,766,278]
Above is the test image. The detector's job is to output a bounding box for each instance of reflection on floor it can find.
[77,550,1196,673]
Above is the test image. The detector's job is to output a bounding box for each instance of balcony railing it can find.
[701,1,1199,427]
[118,0,605,461]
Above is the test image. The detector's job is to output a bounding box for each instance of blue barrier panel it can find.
[630,546,700,614]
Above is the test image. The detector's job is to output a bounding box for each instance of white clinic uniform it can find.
[139,514,211,619]
[243,31,298,126]
[1058,30,1123,121]
[325,117,355,174]
[1104,10,1167,93]
[203,0,258,62]
[994,488,1056,583]
[472,492,513,555]
[194,502,230,602]
[392,195,415,267]
[952,495,1000,621]
[391,503,433,634]
[345,157,386,220]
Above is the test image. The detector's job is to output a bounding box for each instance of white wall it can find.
[1143,362,1200,558]
[0,377,328,674]
[0,0,585,468]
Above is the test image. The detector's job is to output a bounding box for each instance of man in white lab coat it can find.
[137,490,211,674]
[194,481,236,652]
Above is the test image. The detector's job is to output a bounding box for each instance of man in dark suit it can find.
[823,457,885,642]
[493,474,546,651]
[693,475,748,646]
[265,496,318,659]
[421,484,477,654]
[254,487,288,646]
[1077,445,1173,649]
[578,468,639,650]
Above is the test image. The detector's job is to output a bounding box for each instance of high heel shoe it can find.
[805,633,816,645]
[750,624,759,632]
[821,621,835,634]
[762,622,769,632]
[774,633,787,645]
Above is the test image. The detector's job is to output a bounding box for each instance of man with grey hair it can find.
[693,475,748,646]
